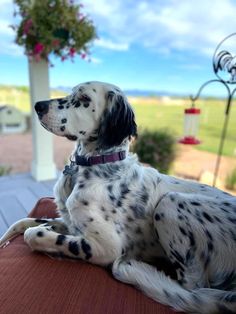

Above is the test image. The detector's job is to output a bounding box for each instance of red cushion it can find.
[0,198,177,314]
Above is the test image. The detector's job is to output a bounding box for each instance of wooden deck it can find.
[0,173,57,236]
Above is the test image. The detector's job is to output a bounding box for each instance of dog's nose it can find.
[35,101,49,117]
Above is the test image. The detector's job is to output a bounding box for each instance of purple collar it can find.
[75,151,126,166]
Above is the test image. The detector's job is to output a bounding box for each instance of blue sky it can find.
[1,0,236,96]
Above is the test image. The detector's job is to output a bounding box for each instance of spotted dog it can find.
[1,81,236,314]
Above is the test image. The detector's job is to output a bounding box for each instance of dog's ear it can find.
[97,91,137,149]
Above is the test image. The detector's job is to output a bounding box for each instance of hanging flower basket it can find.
[12,0,96,63]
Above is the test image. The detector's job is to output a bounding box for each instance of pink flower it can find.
[61,55,67,61]
[80,53,86,59]
[69,47,76,57]
[33,42,44,55]
[23,19,33,35]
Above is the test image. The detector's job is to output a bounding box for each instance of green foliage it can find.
[13,0,96,62]
[132,129,177,173]
[225,168,236,190]
[0,165,12,176]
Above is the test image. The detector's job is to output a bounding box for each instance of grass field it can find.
[0,86,235,157]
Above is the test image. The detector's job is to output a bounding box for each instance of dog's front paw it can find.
[24,226,48,251]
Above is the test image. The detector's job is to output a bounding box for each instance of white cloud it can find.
[1,0,236,59]
[83,0,236,57]
[95,38,129,51]
[89,56,102,64]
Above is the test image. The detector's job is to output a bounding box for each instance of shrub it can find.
[132,129,177,173]
[0,165,12,176]
[225,168,236,191]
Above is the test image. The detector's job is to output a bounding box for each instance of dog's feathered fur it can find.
[1,81,236,314]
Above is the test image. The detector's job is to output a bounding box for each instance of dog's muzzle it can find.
[35,101,49,119]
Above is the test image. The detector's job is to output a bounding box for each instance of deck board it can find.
[0,173,57,236]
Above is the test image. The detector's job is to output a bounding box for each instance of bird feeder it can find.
[179,106,201,145]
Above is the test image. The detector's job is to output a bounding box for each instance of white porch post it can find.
[29,59,56,181]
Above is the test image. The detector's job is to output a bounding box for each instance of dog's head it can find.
[35,81,137,148]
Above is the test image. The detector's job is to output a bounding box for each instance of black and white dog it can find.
[1,81,236,314]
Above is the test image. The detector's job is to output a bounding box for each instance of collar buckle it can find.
[75,155,91,166]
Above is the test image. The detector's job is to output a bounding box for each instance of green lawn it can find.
[0,86,235,157]
[132,97,236,158]
[0,85,66,114]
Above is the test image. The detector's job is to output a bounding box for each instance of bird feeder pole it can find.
[186,33,236,187]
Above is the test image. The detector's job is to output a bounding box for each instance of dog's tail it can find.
[112,259,236,314]
[0,218,49,247]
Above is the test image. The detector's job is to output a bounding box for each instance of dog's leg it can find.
[23,224,122,266]
[0,218,67,248]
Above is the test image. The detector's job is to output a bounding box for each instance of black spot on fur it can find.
[129,205,145,219]
[66,135,78,141]
[82,200,89,206]
[141,191,149,204]
[107,185,113,192]
[37,231,44,237]
[109,194,116,202]
[178,203,184,209]
[61,118,67,124]
[83,169,90,180]
[81,239,92,260]
[56,234,66,245]
[83,102,90,108]
[223,202,231,207]
[60,126,65,132]
[188,231,196,247]
[203,212,214,223]
[135,226,143,234]
[35,219,48,224]
[228,217,236,223]
[191,201,201,206]
[101,206,106,212]
[179,226,187,236]
[68,241,79,255]
[74,100,81,108]
[205,229,213,241]
[127,216,134,222]
[58,105,64,110]
[58,99,67,105]
[79,183,85,189]
[207,241,214,251]
[120,183,130,199]
[171,250,184,265]
[116,199,122,207]
[155,213,161,221]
